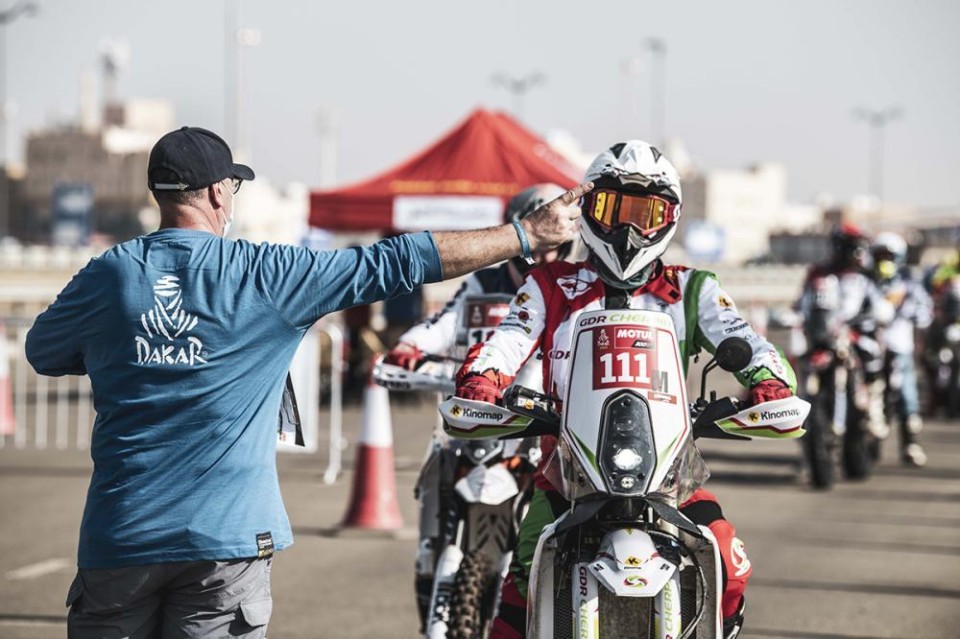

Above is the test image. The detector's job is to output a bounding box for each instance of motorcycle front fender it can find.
[586,528,676,597]
[453,464,520,505]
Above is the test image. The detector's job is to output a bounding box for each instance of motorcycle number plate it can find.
[590,325,675,403]
[461,296,512,346]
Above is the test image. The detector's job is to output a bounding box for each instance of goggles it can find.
[584,189,677,236]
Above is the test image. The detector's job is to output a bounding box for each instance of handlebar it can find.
[690,397,749,440]
[499,386,561,439]
[500,386,750,441]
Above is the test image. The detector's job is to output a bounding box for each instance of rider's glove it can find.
[455,370,504,404]
[384,342,423,371]
[749,379,793,405]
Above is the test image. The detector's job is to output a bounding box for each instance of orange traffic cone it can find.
[341,370,404,530]
[0,322,15,436]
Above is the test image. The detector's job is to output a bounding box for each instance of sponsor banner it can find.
[392,196,503,231]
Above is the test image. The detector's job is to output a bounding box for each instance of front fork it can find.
[426,540,465,639]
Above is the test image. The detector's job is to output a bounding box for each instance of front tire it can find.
[804,389,836,490]
[447,551,496,639]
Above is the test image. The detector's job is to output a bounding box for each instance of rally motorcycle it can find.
[375,294,542,639]
[925,276,960,417]
[797,274,879,489]
[441,309,809,638]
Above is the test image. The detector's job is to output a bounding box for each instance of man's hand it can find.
[749,379,793,405]
[384,342,422,371]
[432,181,593,279]
[455,370,503,404]
[521,181,593,252]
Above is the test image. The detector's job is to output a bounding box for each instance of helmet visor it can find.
[585,189,677,236]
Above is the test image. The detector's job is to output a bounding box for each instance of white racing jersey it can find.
[797,266,895,332]
[399,264,519,355]
[462,260,795,399]
[876,270,933,354]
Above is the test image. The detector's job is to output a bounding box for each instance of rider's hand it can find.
[384,342,423,371]
[455,371,503,404]
[749,379,793,405]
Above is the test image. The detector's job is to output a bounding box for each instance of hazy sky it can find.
[6,0,960,208]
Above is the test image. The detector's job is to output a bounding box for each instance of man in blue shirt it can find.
[26,126,590,638]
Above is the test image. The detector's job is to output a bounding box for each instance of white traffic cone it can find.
[341,370,403,529]
[0,322,14,437]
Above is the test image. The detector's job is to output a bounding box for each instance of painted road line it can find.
[5,558,72,580]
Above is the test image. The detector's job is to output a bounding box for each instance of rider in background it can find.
[383,184,572,631]
[797,223,894,439]
[455,141,796,639]
[871,232,931,466]
[923,249,960,415]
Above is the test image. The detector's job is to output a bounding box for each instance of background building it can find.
[19,98,173,243]
[680,162,821,264]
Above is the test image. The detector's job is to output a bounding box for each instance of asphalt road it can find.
[1,400,958,639]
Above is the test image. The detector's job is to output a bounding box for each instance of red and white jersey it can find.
[461,261,794,399]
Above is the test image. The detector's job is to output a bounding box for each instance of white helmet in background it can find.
[581,140,682,284]
[871,232,908,265]
[504,183,573,270]
[871,231,908,280]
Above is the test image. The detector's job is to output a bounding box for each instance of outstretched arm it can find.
[433,182,591,279]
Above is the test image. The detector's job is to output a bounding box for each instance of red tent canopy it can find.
[309,108,581,232]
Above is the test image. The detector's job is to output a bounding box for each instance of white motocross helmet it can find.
[581,140,682,284]
[871,231,907,265]
[871,231,908,281]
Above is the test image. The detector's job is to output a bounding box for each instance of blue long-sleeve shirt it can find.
[26,229,443,568]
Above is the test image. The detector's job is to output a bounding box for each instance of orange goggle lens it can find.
[586,190,676,235]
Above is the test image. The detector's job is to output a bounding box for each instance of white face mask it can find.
[221,181,236,237]
[222,210,235,237]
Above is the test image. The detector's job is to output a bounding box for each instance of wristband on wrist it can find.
[512,221,535,265]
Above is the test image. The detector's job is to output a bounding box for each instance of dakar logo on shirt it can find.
[135,275,208,366]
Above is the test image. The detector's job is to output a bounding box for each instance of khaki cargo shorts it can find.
[66,557,272,639]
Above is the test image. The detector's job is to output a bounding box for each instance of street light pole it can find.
[644,38,666,147]
[620,55,643,138]
[853,106,902,205]
[0,0,39,238]
[491,72,545,122]
[317,107,338,190]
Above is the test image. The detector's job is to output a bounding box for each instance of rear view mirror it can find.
[698,336,755,402]
[714,337,753,372]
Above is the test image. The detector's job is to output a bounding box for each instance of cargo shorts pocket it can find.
[238,597,273,628]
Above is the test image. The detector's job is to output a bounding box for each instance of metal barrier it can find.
[0,318,346,472]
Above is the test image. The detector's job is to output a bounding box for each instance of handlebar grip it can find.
[503,386,561,429]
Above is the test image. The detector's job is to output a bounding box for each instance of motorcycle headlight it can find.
[611,447,643,471]
[598,392,656,495]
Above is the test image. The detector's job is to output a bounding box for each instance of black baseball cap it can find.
[148,126,255,191]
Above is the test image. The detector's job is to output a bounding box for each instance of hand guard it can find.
[384,343,423,371]
[455,370,504,404]
[749,379,793,406]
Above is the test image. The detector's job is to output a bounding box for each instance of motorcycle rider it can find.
[383,184,571,630]
[870,232,931,466]
[797,223,894,439]
[923,249,960,415]
[454,141,797,639]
